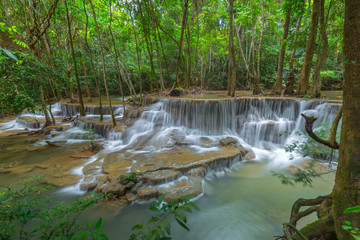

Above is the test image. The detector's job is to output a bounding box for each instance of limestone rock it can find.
[243,149,256,161]
[219,137,238,147]
[142,170,182,185]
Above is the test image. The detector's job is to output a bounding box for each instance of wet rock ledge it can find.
[81,137,255,202]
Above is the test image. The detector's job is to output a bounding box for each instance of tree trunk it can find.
[297,0,320,96]
[332,1,360,238]
[109,1,125,113]
[173,0,189,89]
[309,0,329,97]
[227,0,236,97]
[83,0,103,121]
[272,5,291,96]
[186,20,191,90]
[78,33,92,103]
[64,0,86,117]
[127,3,143,104]
[136,0,157,92]
[284,16,303,96]
[89,0,116,126]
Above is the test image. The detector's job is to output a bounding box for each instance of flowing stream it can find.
[0,96,341,239]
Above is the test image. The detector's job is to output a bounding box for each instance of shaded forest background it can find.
[0,0,345,116]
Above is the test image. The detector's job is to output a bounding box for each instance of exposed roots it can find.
[278,195,337,240]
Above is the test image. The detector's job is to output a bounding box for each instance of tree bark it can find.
[332,1,360,238]
[284,15,303,95]
[172,0,189,89]
[109,1,125,113]
[78,33,92,103]
[309,0,329,97]
[64,0,86,117]
[272,5,291,95]
[89,0,116,126]
[83,0,103,120]
[227,0,236,97]
[297,0,320,96]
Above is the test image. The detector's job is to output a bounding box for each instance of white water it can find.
[105,98,341,161]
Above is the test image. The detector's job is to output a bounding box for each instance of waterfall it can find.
[107,98,341,151]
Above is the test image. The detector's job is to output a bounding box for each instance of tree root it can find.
[280,195,337,240]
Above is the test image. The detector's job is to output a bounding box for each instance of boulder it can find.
[219,137,238,147]
[243,149,256,161]
[169,89,183,97]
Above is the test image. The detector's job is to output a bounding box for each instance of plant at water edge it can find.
[271,160,323,187]
[342,206,360,240]
[130,195,200,240]
[285,123,340,162]
[67,218,108,240]
[0,176,107,239]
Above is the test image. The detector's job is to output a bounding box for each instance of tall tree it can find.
[172,0,189,89]
[296,0,320,96]
[284,15,303,96]
[83,0,103,120]
[271,2,291,96]
[227,0,236,97]
[332,0,360,238]
[309,0,329,97]
[89,0,116,126]
[64,0,86,117]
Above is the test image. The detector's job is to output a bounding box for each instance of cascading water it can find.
[0,96,342,239]
[106,98,341,152]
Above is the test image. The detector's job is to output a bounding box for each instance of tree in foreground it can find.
[279,1,360,238]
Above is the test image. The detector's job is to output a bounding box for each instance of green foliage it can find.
[67,218,108,240]
[342,206,360,240]
[272,160,321,187]
[320,70,343,80]
[130,195,200,240]
[0,176,106,239]
[84,128,99,141]
[285,123,340,162]
[0,51,62,115]
[120,173,138,189]
[273,123,340,187]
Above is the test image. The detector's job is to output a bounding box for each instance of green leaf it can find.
[175,218,190,231]
[66,233,75,240]
[344,206,360,213]
[149,202,160,212]
[99,233,109,240]
[1,48,18,61]
[161,217,171,235]
[131,224,144,230]
[189,202,200,211]
[352,235,360,240]
[173,210,187,223]
[343,225,353,230]
[95,218,103,233]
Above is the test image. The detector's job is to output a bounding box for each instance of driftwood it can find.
[301,105,342,149]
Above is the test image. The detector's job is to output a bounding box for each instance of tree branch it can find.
[301,105,342,149]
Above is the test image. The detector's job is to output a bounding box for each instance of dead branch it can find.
[301,105,342,149]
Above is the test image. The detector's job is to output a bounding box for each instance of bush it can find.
[0,176,106,239]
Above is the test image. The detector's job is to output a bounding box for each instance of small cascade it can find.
[61,104,123,116]
[15,117,45,130]
[74,119,113,137]
[107,98,341,150]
